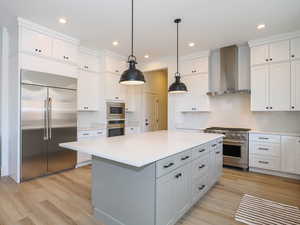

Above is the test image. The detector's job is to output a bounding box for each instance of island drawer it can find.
[192,175,209,205]
[192,143,209,159]
[192,154,209,179]
[156,149,193,178]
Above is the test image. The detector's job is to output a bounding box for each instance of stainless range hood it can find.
[207,45,250,96]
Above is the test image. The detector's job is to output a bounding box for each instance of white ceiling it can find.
[1,0,300,61]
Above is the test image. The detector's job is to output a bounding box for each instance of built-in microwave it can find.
[107,102,125,120]
[107,120,125,137]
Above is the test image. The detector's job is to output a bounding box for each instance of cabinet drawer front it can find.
[250,155,280,171]
[193,144,209,159]
[192,154,209,178]
[192,175,208,204]
[91,129,105,137]
[177,150,193,167]
[251,142,280,157]
[156,155,178,178]
[78,130,93,138]
[250,133,281,143]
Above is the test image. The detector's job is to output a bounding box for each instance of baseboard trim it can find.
[249,167,300,180]
[76,160,92,168]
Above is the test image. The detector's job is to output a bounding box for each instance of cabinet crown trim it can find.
[248,30,300,47]
[18,17,80,45]
[180,51,210,61]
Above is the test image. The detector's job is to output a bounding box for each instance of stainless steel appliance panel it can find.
[107,102,125,120]
[47,88,77,173]
[21,84,48,181]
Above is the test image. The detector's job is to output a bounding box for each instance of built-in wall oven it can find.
[204,127,250,170]
[107,102,125,120]
[107,102,125,137]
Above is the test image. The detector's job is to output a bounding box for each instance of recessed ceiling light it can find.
[257,24,266,30]
[144,54,150,59]
[59,18,67,24]
[188,42,195,47]
[112,41,119,46]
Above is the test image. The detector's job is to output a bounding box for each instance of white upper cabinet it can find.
[268,62,291,111]
[251,40,290,66]
[103,55,127,74]
[291,37,300,60]
[20,28,52,57]
[79,52,101,73]
[251,65,268,111]
[125,86,136,112]
[181,57,209,75]
[291,60,300,111]
[105,73,126,101]
[251,45,269,66]
[176,74,210,112]
[269,40,290,63]
[52,38,78,64]
[77,71,100,111]
[281,136,300,175]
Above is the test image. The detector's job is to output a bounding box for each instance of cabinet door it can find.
[21,28,52,57]
[125,86,136,112]
[251,65,268,111]
[291,37,300,60]
[281,136,300,175]
[291,60,300,111]
[269,62,291,111]
[80,52,101,73]
[181,60,194,75]
[106,56,127,74]
[105,74,126,101]
[269,40,290,63]
[296,137,300,174]
[251,45,268,66]
[78,71,100,111]
[193,57,209,74]
[52,39,78,64]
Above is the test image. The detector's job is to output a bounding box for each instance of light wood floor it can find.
[0,167,299,225]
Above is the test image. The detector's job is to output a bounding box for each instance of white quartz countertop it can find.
[250,130,300,137]
[60,130,223,167]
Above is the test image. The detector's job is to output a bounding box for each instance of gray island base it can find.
[60,131,223,225]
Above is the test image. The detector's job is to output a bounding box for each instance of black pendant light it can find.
[168,18,187,93]
[120,0,146,85]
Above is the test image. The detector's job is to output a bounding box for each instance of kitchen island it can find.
[60,131,223,225]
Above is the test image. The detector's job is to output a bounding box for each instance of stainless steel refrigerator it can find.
[21,70,77,181]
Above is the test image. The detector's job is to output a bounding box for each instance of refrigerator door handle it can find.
[48,97,52,140]
[44,99,49,140]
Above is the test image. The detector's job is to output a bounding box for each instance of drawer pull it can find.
[198,185,206,191]
[175,173,182,179]
[198,164,205,169]
[163,162,174,169]
[216,151,221,154]
[258,160,269,164]
[258,137,269,140]
[218,141,223,144]
[199,149,206,153]
[211,144,217,148]
[82,133,89,136]
[258,147,269,151]
[181,156,190,161]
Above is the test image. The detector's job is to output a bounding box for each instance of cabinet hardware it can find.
[115,70,119,73]
[115,97,119,99]
[269,58,272,61]
[266,59,269,62]
[258,137,269,140]
[181,156,190,161]
[38,49,42,53]
[163,162,174,168]
[198,185,205,190]
[82,133,89,136]
[175,173,182,179]
[198,164,205,169]
[35,48,38,52]
[270,106,273,109]
[199,149,206,153]
[258,160,269,164]
[266,106,269,109]
[291,106,295,109]
[211,144,217,147]
[291,54,295,58]
[216,151,221,154]
[258,147,269,151]
[218,141,223,144]
[84,106,89,109]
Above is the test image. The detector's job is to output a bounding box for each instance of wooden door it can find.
[143,93,159,132]
[269,62,291,111]
[251,65,268,111]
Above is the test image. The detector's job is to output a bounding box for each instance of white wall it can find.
[1,27,10,176]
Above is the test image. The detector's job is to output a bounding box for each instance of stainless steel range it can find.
[204,127,250,170]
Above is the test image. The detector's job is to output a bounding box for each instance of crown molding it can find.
[248,30,300,47]
[180,50,210,61]
[17,17,80,45]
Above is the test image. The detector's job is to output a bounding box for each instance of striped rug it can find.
[235,194,300,225]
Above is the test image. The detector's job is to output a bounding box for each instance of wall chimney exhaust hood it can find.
[207,45,250,96]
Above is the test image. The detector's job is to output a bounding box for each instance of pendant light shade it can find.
[169,18,187,93]
[120,0,145,85]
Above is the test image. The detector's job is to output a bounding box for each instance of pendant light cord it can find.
[176,20,179,75]
[131,0,134,57]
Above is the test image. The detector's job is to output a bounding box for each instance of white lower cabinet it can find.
[250,133,300,176]
[125,126,140,135]
[155,139,223,225]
